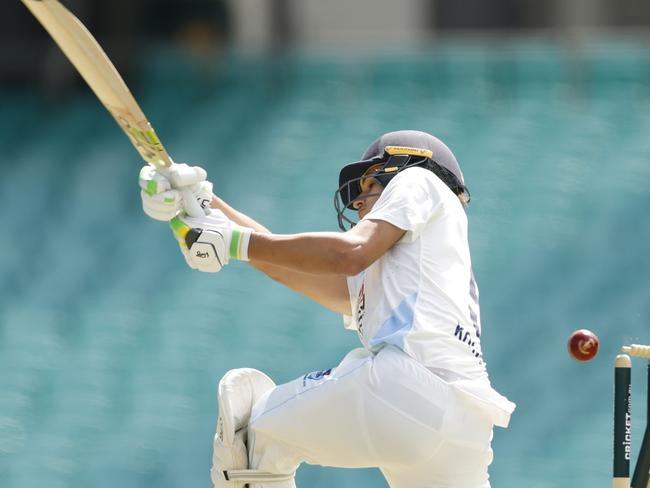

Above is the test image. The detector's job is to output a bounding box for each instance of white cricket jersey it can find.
[344,166,515,426]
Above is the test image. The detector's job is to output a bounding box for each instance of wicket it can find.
[614,344,650,488]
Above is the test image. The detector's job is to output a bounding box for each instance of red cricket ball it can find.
[568,329,599,362]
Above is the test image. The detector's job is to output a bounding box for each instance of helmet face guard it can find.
[334,145,470,231]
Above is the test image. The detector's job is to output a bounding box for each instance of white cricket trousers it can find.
[247,346,494,488]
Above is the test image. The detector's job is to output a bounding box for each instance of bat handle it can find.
[180,187,207,218]
[157,163,207,218]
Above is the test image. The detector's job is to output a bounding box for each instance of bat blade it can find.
[22,0,171,169]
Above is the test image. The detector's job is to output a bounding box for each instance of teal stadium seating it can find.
[1,40,649,488]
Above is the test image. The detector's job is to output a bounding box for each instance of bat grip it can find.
[180,187,206,218]
[157,164,207,218]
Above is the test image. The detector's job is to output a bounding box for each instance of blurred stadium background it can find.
[1,1,650,487]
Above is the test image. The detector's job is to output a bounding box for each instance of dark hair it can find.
[426,160,471,207]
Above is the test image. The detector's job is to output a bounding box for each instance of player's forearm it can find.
[210,195,271,234]
[246,261,352,315]
[207,196,318,281]
[206,196,346,282]
[248,232,366,276]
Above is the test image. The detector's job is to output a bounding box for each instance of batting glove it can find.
[169,209,253,273]
[139,163,213,221]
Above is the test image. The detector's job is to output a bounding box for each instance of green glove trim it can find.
[145,179,157,196]
[229,227,252,261]
[169,216,190,239]
[229,229,242,259]
[140,166,159,196]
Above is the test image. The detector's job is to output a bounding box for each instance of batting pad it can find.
[212,368,279,488]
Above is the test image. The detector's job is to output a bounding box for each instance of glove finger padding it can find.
[139,165,171,194]
[167,163,207,188]
[167,163,212,217]
[141,189,182,221]
[140,165,183,221]
[140,164,214,220]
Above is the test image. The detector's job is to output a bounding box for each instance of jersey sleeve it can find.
[362,167,443,242]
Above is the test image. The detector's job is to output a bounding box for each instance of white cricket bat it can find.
[22,0,204,217]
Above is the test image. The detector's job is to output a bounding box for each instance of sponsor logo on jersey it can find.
[356,282,366,338]
[302,368,333,386]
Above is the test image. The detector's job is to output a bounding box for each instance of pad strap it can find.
[224,470,294,482]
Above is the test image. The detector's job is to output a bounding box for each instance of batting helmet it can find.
[334,130,470,230]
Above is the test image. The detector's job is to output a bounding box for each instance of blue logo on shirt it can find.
[302,368,333,386]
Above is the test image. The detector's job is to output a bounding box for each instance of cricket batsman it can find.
[139,130,516,487]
